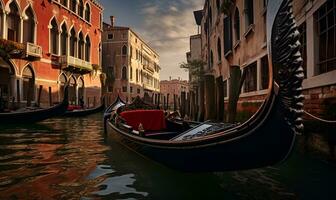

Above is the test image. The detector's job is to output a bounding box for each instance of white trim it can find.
[303,70,336,90]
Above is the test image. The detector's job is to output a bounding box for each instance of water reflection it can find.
[0,115,335,199]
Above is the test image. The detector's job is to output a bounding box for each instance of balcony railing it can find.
[60,55,93,74]
[26,42,42,59]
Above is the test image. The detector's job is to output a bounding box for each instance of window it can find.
[210,50,214,68]
[122,66,127,80]
[23,6,35,43]
[22,66,35,102]
[70,0,77,13]
[244,62,257,92]
[78,0,84,18]
[130,67,133,80]
[7,1,20,42]
[217,38,222,62]
[122,45,127,56]
[108,34,113,40]
[298,23,307,78]
[85,3,91,22]
[70,28,77,57]
[223,80,228,98]
[234,8,240,42]
[316,0,336,74]
[136,69,139,82]
[122,86,127,92]
[60,24,68,55]
[137,88,141,94]
[61,0,68,7]
[224,16,232,55]
[50,18,59,55]
[260,55,269,90]
[78,32,84,59]
[130,46,133,58]
[130,87,133,93]
[85,36,91,61]
[244,0,254,29]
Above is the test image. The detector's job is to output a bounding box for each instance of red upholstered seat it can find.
[67,105,82,111]
[120,110,166,131]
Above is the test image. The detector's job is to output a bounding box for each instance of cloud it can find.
[137,0,204,80]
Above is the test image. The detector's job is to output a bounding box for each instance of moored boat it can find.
[63,98,106,117]
[0,87,69,124]
[104,0,304,172]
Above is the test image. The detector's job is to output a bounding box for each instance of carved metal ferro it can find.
[268,0,304,135]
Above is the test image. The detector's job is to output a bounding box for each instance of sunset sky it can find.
[99,0,204,81]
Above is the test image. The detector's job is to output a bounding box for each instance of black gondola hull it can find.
[105,98,296,172]
[63,103,105,117]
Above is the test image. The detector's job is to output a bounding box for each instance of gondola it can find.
[0,86,69,124]
[62,98,106,117]
[104,0,304,172]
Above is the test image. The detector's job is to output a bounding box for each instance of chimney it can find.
[110,16,115,27]
[169,76,171,81]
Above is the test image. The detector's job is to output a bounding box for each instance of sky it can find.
[99,0,204,81]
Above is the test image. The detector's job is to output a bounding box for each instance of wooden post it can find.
[37,85,43,107]
[180,92,186,118]
[16,80,20,106]
[204,75,216,120]
[93,96,96,107]
[49,87,52,107]
[173,94,177,111]
[87,97,90,108]
[228,65,246,123]
[198,80,205,122]
[157,93,161,108]
[167,94,170,111]
[216,76,224,121]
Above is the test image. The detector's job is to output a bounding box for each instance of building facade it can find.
[102,16,160,103]
[0,0,103,109]
[160,78,189,110]
[191,0,336,121]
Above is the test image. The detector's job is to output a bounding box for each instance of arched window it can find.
[50,18,59,54]
[23,6,35,43]
[7,1,20,42]
[210,50,214,68]
[78,0,84,18]
[85,3,91,22]
[78,32,84,59]
[60,23,67,55]
[69,76,77,104]
[59,73,67,100]
[22,66,35,104]
[136,69,139,82]
[217,38,222,62]
[61,0,68,7]
[70,28,77,57]
[85,35,90,61]
[122,45,127,56]
[122,66,127,80]
[234,8,240,42]
[70,0,77,13]
[224,16,232,55]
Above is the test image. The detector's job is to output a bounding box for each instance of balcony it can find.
[25,42,42,60]
[60,55,93,74]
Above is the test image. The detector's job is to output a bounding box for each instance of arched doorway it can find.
[59,73,67,101]
[22,66,35,106]
[69,76,77,105]
[0,58,16,109]
[77,77,84,106]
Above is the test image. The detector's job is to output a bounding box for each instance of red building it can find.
[0,0,103,109]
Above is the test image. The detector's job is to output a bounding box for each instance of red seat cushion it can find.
[120,110,166,131]
[67,105,82,111]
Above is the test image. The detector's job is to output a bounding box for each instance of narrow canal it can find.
[0,114,335,200]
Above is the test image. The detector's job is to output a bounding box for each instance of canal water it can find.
[0,114,335,200]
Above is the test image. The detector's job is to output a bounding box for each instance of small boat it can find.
[63,98,106,117]
[0,87,69,124]
[104,0,304,172]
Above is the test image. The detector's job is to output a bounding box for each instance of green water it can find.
[0,114,335,199]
